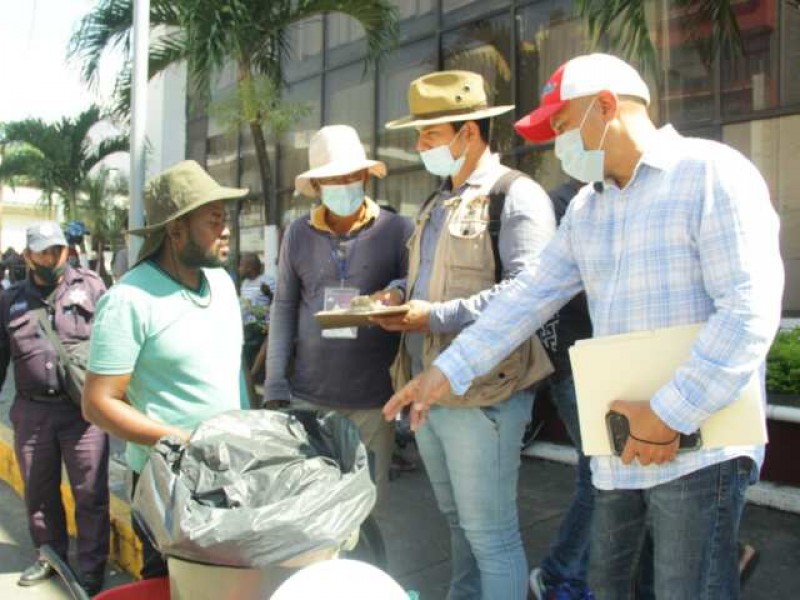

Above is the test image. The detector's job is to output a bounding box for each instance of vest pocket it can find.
[464,346,524,405]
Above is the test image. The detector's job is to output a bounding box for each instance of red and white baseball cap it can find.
[514,53,650,144]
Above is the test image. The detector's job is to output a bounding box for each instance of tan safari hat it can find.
[128,160,247,264]
[385,70,514,130]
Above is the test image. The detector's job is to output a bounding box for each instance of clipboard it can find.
[314,305,410,329]
[568,323,767,456]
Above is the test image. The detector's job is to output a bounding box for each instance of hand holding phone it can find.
[606,410,702,457]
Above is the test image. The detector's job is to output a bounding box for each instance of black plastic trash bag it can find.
[132,409,376,567]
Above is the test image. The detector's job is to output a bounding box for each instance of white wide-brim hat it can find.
[295,125,387,198]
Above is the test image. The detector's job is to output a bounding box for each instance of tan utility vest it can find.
[390,178,553,407]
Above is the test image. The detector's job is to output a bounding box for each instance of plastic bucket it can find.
[94,577,170,600]
[167,546,339,600]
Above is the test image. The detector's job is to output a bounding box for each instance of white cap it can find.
[294,125,387,198]
[515,53,650,143]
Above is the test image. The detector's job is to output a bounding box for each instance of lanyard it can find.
[329,236,359,286]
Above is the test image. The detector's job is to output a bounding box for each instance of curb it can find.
[0,421,142,578]
[522,440,800,514]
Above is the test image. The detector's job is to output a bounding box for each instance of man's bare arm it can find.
[82,372,189,444]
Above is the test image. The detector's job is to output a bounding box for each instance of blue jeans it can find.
[590,457,757,600]
[415,390,534,600]
[540,376,594,587]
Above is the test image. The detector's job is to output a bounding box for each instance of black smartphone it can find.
[605,410,702,456]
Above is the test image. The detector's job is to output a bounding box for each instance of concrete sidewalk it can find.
[2,373,799,598]
[2,457,799,599]
[0,479,131,599]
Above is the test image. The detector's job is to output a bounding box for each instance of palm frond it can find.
[0,146,49,188]
[272,0,399,75]
[108,30,190,119]
[68,0,181,86]
[576,0,743,78]
[83,134,130,173]
[575,0,657,76]
[674,0,742,67]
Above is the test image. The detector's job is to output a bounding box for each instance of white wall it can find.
[145,61,187,177]
[0,187,61,252]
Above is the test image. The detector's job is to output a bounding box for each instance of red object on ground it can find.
[94,577,170,600]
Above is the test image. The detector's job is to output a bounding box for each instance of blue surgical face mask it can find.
[554,99,610,183]
[320,181,365,217]
[419,127,467,178]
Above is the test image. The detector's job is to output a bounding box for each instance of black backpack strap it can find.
[487,170,526,283]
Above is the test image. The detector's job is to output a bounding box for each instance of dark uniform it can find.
[0,265,110,579]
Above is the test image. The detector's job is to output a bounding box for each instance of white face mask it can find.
[554,98,610,184]
[419,127,467,178]
[320,181,365,217]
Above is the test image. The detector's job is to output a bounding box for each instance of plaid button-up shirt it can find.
[435,126,784,490]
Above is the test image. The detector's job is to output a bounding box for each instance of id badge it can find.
[322,286,359,339]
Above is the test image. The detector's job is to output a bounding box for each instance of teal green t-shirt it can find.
[88,261,246,473]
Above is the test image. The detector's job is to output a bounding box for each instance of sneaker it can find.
[17,560,55,587]
[390,452,417,473]
[530,567,596,600]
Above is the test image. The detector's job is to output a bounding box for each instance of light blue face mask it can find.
[419,127,467,178]
[554,99,610,183]
[320,181,365,217]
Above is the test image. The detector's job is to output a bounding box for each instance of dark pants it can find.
[590,457,756,600]
[130,471,168,579]
[10,397,110,575]
[540,375,594,586]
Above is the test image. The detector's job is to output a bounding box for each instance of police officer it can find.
[0,222,110,595]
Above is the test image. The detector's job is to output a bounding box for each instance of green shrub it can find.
[766,327,800,394]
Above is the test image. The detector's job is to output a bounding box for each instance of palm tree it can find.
[575,0,745,76]
[0,106,129,220]
[78,167,129,285]
[69,0,399,225]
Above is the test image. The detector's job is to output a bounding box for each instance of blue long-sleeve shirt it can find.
[434,126,784,490]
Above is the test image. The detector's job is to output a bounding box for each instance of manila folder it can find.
[568,323,766,456]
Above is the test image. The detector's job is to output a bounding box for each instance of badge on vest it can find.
[449,195,489,239]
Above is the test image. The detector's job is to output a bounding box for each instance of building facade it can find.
[186,0,800,312]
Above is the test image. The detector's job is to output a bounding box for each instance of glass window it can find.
[516,1,589,122]
[206,130,238,187]
[279,77,322,195]
[375,169,439,217]
[783,1,800,105]
[442,0,510,27]
[280,189,317,228]
[443,14,514,153]
[394,0,437,41]
[186,118,208,165]
[377,39,438,171]
[723,115,800,311]
[652,2,715,125]
[720,0,779,116]
[326,12,367,67]
[324,62,375,151]
[283,17,323,82]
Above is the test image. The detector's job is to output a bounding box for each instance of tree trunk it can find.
[249,121,278,225]
[237,61,278,225]
[93,236,113,287]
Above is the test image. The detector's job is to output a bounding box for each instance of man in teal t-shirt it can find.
[84,160,248,579]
